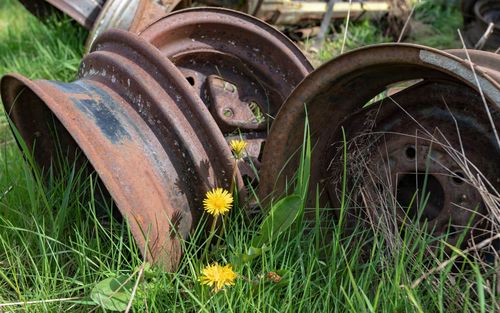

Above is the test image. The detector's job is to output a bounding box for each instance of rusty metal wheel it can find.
[139,8,313,188]
[259,44,499,249]
[1,29,236,271]
[463,0,500,50]
[18,0,104,30]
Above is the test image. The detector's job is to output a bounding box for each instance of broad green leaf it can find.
[232,245,270,265]
[252,195,302,247]
[90,275,134,311]
[241,246,263,263]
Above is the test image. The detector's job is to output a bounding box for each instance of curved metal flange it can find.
[259,44,499,246]
[139,7,313,187]
[1,29,235,271]
[85,0,142,51]
[18,0,104,30]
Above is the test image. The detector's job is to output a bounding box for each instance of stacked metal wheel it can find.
[3,2,499,270]
[1,8,312,270]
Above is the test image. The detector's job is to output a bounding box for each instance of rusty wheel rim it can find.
[18,0,104,30]
[259,44,500,248]
[140,7,313,188]
[1,29,235,271]
[85,0,186,52]
[85,0,143,51]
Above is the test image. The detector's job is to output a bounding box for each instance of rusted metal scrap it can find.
[18,0,105,29]
[462,0,500,51]
[259,44,499,248]
[1,9,311,270]
[19,0,390,45]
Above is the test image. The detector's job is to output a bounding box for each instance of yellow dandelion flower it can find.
[229,139,247,159]
[199,263,237,292]
[203,188,233,217]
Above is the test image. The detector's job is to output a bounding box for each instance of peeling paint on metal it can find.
[419,50,500,104]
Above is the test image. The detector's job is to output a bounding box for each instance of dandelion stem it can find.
[216,159,238,248]
[203,216,218,261]
[229,159,238,194]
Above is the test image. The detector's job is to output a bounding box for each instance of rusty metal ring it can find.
[259,44,499,247]
[1,29,235,271]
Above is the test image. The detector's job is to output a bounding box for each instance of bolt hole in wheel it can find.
[396,173,445,221]
[186,76,195,86]
[223,108,233,117]
[405,145,416,160]
[452,171,466,185]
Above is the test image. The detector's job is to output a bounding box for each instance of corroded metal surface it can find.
[259,44,499,247]
[18,0,104,29]
[140,7,313,185]
[85,0,187,51]
[1,29,236,271]
[85,0,140,49]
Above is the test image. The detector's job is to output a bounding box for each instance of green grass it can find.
[0,0,497,312]
[314,0,462,62]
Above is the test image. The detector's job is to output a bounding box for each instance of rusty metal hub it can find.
[259,44,500,248]
[140,8,313,184]
[337,81,495,246]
